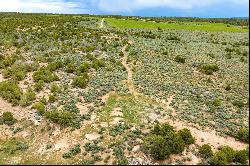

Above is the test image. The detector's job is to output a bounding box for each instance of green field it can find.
[106,18,248,32]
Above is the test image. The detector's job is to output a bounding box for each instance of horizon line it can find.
[0,11,249,19]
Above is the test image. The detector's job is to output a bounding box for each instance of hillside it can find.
[0,13,249,165]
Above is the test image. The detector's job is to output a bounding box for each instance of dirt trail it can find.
[121,44,140,96]
[100,18,105,28]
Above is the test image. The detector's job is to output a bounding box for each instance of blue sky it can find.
[0,0,248,18]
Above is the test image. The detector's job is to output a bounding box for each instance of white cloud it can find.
[97,0,249,13]
[0,0,248,14]
[0,0,90,13]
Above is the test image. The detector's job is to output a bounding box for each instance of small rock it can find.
[132,145,140,152]
[148,113,158,122]
[136,138,143,144]
[91,114,96,121]
[100,122,108,128]
[85,133,101,141]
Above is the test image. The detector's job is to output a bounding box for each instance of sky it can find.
[0,0,249,18]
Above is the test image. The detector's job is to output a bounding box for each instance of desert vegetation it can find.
[0,13,248,165]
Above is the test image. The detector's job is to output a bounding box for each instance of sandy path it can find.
[121,44,140,96]
[100,18,105,28]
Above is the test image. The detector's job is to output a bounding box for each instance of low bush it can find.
[219,146,236,163]
[144,123,195,160]
[178,128,195,145]
[48,93,57,103]
[50,83,61,94]
[224,84,231,91]
[45,110,74,127]
[63,101,80,114]
[2,112,16,125]
[47,60,63,71]
[34,80,44,92]
[199,144,213,158]
[84,143,103,154]
[234,150,248,164]
[92,59,105,70]
[109,123,130,137]
[33,67,59,83]
[0,54,19,69]
[66,62,76,73]
[2,65,26,81]
[209,146,248,165]
[77,62,90,74]
[174,55,186,63]
[232,100,245,108]
[236,128,249,143]
[32,101,46,115]
[210,151,228,165]
[20,87,36,106]
[62,144,81,159]
[199,64,219,75]
[72,74,89,89]
[0,80,22,105]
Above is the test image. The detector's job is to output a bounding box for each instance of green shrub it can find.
[12,69,26,81]
[224,84,231,91]
[144,134,171,159]
[109,123,130,137]
[47,60,63,71]
[2,112,16,125]
[199,64,219,75]
[210,151,228,165]
[50,83,60,94]
[92,59,105,70]
[174,55,186,63]
[16,141,29,151]
[170,133,186,154]
[45,110,73,126]
[2,64,33,81]
[219,146,236,163]
[152,123,174,136]
[66,63,76,73]
[178,128,195,145]
[0,54,19,69]
[34,80,44,92]
[211,98,222,107]
[32,101,46,115]
[84,143,103,154]
[33,68,59,83]
[113,146,123,156]
[144,123,194,160]
[0,80,22,105]
[209,146,249,165]
[2,112,14,121]
[63,101,80,114]
[116,157,128,165]
[20,88,36,106]
[234,150,248,164]
[236,128,249,143]
[72,75,89,89]
[82,159,95,165]
[62,144,81,159]
[46,144,52,150]
[199,144,213,158]
[48,94,57,103]
[232,100,245,108]
[78,62,90,74]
